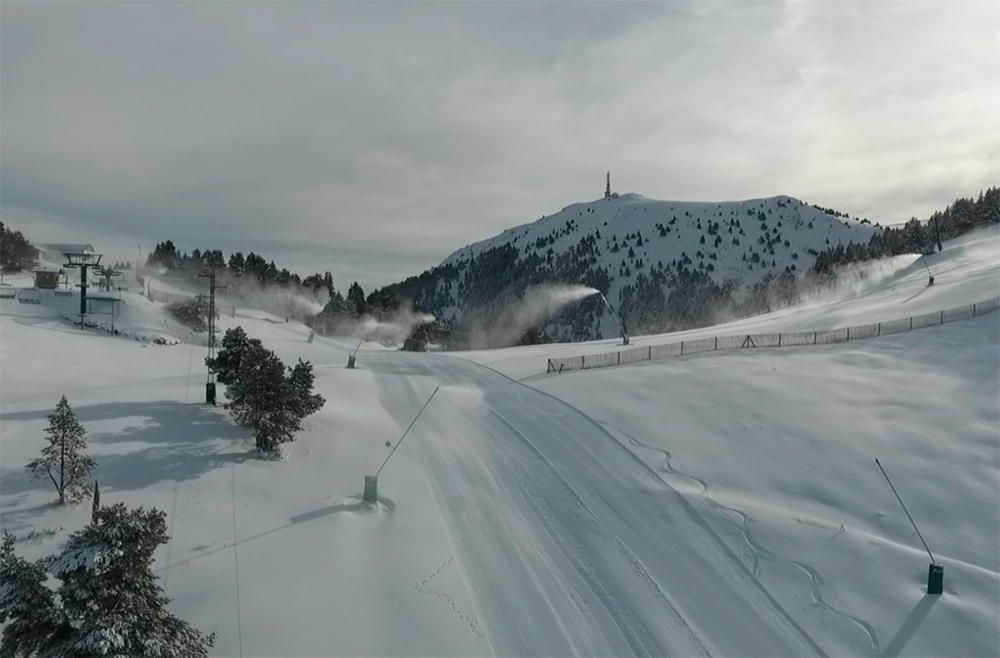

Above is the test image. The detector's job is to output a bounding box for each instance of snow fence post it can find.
[778,333,782,347]
[547,359,553,374]
[617,351,621,366]
[973,303,977,317]
[940,310,944,324]
[877,322,881,337]
[714,336,718,351]
[680,341,685,356]
[648,345,652,360]
[813,331,817,345]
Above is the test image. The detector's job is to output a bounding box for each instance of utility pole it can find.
[199,267,226,405]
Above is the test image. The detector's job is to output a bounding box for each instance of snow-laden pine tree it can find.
[0,532,59,656]
[0,506,214,657]
[26,396,96,504]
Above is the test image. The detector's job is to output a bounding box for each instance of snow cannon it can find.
[875,458,944,595]
[598,292,629,346]
[347,338,362,369]
[363,475,378,503]
[366,388,440,506]
[927,563,944,595]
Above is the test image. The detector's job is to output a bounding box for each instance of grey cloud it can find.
[3,0,997,288]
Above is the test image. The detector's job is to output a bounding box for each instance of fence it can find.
[546,296,1000,374]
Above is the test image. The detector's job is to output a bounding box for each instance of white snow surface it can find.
[1,227,997,657]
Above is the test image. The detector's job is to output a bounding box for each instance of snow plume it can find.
[467,284,599,349]
[349,305,436,346]
[439,385,486,416]
[222,279,330,320]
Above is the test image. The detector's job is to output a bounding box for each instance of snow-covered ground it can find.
[1,226,997,656]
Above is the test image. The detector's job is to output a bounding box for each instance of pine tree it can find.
[208,327,326,453]
[0,532,59,656]
[26,396,96,504]
[0,506,214,657]
[347,282,367,316]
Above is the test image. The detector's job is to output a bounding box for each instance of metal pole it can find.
[375,387,439,478]
[875,458,936,563]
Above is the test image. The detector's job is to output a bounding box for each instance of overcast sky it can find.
[2,1,997,289]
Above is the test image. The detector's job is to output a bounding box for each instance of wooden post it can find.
[846,327,850,341]
[877,322,881,336]
[778,333,782,347]
[714,336,718,350]
[648,346,652,360]
[680,341,684,355]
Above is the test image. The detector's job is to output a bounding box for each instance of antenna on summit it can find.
[605,171,612,200]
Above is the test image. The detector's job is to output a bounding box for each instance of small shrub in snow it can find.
[26,396,95,504]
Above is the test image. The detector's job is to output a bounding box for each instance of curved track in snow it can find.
[367,349,826,657]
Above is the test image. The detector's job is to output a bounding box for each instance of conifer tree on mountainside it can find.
[0,222,36,273]
[347,281,367,315]
[0,506,214,657]
[26,397,96,504]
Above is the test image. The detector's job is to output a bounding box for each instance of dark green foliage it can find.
[26,397,95,504]
[0,532,59,657]
[165,296,214,332]
[347,282,367,315]
[0,506,214,657]
[812,187,999,275]
[0,223,36,273]
[207,328,326,452]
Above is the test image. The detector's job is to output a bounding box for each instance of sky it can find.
[2,1,998,290]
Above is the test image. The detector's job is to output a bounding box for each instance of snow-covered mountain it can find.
[379,193,877,343]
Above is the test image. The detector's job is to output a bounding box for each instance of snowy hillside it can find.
[1,227,997,656]
[379,193,876,343]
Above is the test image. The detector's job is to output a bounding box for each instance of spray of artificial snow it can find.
[353,307,436,345]
[466,284,599,349]
[221,279,330,320]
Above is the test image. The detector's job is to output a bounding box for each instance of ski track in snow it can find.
[600,420,881,656]
[371,350,828,657]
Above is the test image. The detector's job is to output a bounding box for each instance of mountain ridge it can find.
[367,191,878,345]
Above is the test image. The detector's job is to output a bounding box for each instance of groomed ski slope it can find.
[1,226,997,656]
